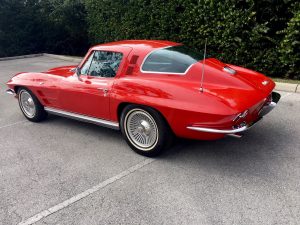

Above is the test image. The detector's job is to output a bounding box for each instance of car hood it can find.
[44,65,77,77]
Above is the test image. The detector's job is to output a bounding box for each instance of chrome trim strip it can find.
[6,89,16,96]
[187,124,249,134]
[44,107,119,130]
[187,117,262,134]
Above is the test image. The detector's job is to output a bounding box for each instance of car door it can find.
[59,47,132,120]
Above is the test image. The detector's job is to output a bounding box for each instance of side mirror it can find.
[75,67,81,80]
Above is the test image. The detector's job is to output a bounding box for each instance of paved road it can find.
[0,56,299,225]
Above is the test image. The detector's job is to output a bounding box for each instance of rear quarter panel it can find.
[110,74,239,139]
[110,59,275,140]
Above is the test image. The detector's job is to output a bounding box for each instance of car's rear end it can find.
[126,42,281,141]
[181,59,281,139]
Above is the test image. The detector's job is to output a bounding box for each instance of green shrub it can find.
[0,0,47,57]
[85,0,299,79]
[85,0,181,43]
[0,0,298,79]
[177,0,268,72]
[0,0,88,57]
[42,0,89,55]
[279,2,300,79]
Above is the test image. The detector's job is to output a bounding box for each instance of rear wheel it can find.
[18,88,47,122]
[120,105,173,156]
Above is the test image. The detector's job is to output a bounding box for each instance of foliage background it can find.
[0,0,299,79]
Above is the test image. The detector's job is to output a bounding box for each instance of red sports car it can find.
[6,40,280,156]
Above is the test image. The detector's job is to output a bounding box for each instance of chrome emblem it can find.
[233,109,249,122]
[223,66,236,75]
[262,80,269,86]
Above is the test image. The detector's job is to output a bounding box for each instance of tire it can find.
[18,87,47,122]
[120,104,173,157]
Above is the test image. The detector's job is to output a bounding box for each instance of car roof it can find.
[91,40,181,53]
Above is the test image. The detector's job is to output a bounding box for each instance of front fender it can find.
[6,72,61,108]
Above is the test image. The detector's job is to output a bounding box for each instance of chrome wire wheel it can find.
[124,109,159,151]
[19,89,36,118]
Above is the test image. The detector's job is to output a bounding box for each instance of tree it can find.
[0,0,47,57]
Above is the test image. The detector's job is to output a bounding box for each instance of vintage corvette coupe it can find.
[6,40,280,156]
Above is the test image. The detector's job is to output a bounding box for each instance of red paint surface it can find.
[7,40,275,140]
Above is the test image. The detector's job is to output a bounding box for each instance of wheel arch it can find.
[13,85,45,107]
[116,102,175,135]
[14,85,21,94]
[14,85,31,95]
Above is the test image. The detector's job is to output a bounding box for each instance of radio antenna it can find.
[200,38,207,93]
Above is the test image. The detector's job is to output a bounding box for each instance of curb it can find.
[0,53,82,63]
[0,54,43,61]
[43,53,82,63]
[275,82,299,93]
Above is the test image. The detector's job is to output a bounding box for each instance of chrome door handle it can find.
[97,88,108,96]
[97,88,108,92]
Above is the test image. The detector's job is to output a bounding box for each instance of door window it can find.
[81,51,123,78]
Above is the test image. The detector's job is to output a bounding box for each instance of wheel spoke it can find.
[19,90,36,118]
[125,109,158,151]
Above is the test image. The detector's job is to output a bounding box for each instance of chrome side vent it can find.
[223,66,236,75]
[130,55,139,64]
[126,66,134,75]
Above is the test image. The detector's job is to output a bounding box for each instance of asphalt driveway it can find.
[0,56,299,225]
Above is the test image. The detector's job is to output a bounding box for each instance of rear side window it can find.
[141,45,204,74]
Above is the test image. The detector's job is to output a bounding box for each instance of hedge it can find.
[0,0,89,57]
[86,0,299,79]
[0,0,299,79]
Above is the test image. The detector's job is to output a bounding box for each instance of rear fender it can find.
[110,77,238,139]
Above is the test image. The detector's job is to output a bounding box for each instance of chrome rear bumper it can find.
[187,92,281,135]
[187,124,249,134]
[258,92,281,117]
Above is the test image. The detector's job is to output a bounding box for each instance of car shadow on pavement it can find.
[158,119,293,178]
[45,114,120,137]
[45,114,292,178]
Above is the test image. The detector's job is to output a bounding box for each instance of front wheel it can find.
[18,87,47,122]
[120,105,173,157]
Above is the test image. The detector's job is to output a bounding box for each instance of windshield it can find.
[141,45,204,74]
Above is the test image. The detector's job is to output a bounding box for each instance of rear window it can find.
[141,45,204,74]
